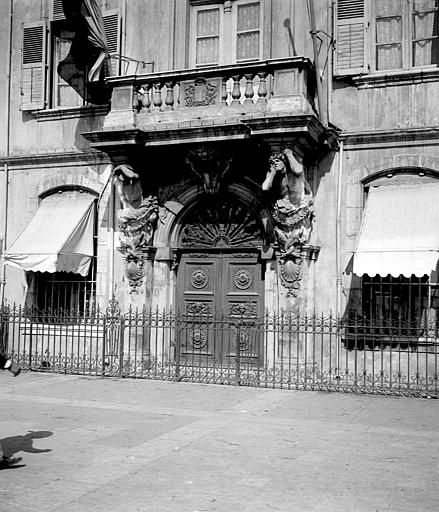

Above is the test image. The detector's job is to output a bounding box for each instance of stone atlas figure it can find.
[262,148,314,296]
[113,164,159,292]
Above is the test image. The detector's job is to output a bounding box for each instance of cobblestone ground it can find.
[0,371,438,512]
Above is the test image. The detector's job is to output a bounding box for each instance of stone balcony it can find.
[83,57,335,154]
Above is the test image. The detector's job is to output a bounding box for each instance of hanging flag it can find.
[59,0,109,83]
[81,0,109,81]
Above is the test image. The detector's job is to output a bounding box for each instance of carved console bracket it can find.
[114,164,159,293]
[185,147,232,195]
[277,244,320,297]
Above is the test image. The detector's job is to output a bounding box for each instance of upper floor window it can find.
[20,1,120,112]
[334,0,438,76]
[52,23,88,108]
[190,0,262,67]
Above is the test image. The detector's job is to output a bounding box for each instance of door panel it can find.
[178,257,218,359]
[177,252,263,363]
[222,256,262,360]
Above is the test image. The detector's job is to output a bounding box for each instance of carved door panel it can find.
[177,252,263,363]
[177,255,219,361]
[221,256,263,362]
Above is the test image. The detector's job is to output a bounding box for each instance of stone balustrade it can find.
[104,57,317,129]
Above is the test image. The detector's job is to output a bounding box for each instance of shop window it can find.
[346,172,439,346]
[32,270,96,317]
[334,0,438,76]
[362,274,438,327]
[190,0,262,67]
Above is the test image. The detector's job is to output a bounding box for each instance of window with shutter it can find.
[102,9,121,76]
[334,0,367,76]
[21,22,47,111]
[51,0,66,21]
[335,0,439,77]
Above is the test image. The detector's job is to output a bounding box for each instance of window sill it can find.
[351,68,439,89]
[33,105,110,122]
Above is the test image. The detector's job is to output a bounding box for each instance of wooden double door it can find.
[177,250,264,363]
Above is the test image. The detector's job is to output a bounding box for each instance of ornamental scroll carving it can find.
[114,164,159,292]
[262,148,314,297]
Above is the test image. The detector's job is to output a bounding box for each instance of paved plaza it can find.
[1,371,438,512]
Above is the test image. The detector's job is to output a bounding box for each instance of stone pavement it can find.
[0,372,438,512]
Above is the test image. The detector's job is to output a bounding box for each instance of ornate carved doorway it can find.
[176,198,265,364]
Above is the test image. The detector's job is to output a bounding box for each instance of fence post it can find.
[101,314,107,376]
[119,317,125,378]
[174,312,181,382]
[235,321,241,386]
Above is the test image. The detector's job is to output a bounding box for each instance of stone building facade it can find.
[1,0,439,334]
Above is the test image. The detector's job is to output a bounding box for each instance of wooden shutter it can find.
[52,0,66,21]
[102,9,121,76]
[20,21,47,111]
[334,0,367,76]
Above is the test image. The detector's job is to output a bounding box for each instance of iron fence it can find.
[1,301,438,397]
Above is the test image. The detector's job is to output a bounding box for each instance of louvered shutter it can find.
[20,21,47,111]
[334,0,368,76]
[102,9,121,76]
[52,0,66,21]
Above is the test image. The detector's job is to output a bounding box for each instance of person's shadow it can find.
[0,431,53,469]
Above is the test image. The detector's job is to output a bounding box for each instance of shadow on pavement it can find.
[0,431,53,470]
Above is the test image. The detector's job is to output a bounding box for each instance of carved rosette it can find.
[233,269,254,290]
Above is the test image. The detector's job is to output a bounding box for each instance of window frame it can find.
[21,4,120,113]
[370,0,439,72]
[50,21,89,109]
[356,171,439,334]
[29,189,98,318]
[189,2,225,67]
[334,0,439,77]
[189,0,262,68]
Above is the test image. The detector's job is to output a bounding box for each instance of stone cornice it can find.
[82,114,336,155]
[352,68,439,89]
[32,105,110,122]
[0,150,111,169]
[340,127,439,149]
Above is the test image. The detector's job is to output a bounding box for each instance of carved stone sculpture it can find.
[185,147,232,195]
[113,164,159,292]
[262,148,314,296]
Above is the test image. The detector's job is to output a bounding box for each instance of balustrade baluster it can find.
[153,81,163,109]
[221,77,228,106]
[141,84,151,111]
[244,73,254,104]
[257,72,268,104]
[164,81,174,109]
[231,75,241,104]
